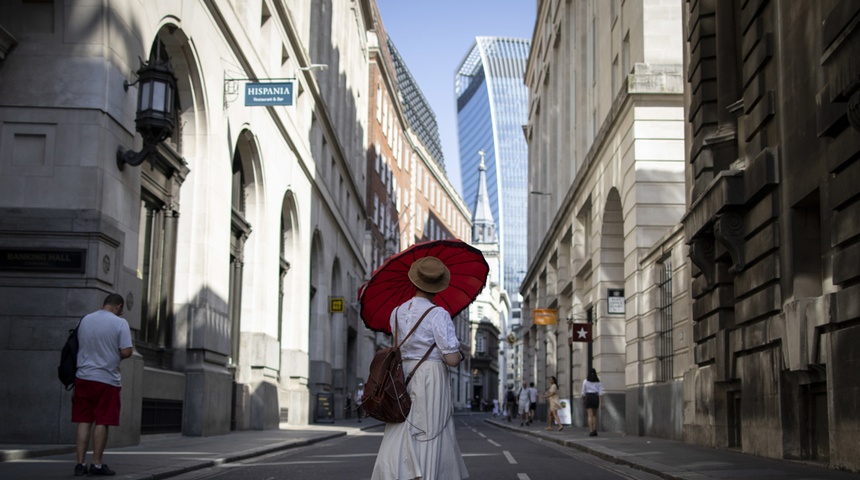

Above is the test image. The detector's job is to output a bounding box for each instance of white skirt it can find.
[371,360,469,480]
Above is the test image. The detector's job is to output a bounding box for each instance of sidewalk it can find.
[486,416,859,480]
[0,418,384,480]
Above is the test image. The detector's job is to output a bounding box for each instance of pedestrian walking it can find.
[354,383,364,422]
[540,376,563,432]
[72,293,133,476]
[505,386,516,422]
[517,381,530,426]
[582,368,604,436]
[370,256,469,479]
[492,398,499,416]
[345,391,352,419]
[527,381,538,425]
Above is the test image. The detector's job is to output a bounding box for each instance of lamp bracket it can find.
[117,143,156,170]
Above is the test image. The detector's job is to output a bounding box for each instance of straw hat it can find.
[408,256,450,293]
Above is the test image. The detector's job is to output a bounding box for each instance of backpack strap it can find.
[393,306,401,345]
[395,305,440,386]
[395,305,436,349]
[405,342,436,386]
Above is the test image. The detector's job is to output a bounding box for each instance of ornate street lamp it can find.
[117,60,178,169]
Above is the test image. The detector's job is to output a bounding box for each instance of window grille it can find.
[658,259,674,382]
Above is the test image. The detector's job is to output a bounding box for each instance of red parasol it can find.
[358,239,490,334]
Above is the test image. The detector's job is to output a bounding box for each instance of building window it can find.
[137,196,176,368]
[229,149,252,367]
[135,39,183,370]
[658,259,673,382]
[476,332,486,354]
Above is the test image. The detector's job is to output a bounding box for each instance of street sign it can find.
[329,297,344,313]
[245,81,294,106]
[533,309,558,325]
[607,288,625,314]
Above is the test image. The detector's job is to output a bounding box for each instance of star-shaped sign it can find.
[570,323,592,343]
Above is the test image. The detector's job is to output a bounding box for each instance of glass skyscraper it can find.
[456,37,530,302]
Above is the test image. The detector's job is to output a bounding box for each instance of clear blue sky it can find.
[376,1,536,200]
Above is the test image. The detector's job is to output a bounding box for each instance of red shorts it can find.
[72,378,121,426]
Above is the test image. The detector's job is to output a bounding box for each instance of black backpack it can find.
[58,318,82,390]
[506,390,515,403]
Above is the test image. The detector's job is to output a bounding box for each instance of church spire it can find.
[472,150,497,243]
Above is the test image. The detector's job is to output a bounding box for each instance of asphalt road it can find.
[167,417,662,480]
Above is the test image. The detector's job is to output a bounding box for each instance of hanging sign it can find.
[533,309,558,325]
[569,323,592,343]
[245,81,294,106]
[607,288,625,314]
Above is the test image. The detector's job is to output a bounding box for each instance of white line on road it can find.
[309,453,380,458]
[488,439,501,447]
[477,432,486,438]
[517,474,530,479]
[502,450,517,464]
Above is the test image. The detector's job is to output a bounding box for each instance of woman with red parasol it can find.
[364,240,486,480]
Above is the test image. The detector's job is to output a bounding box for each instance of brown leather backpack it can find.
[360,306,437,423]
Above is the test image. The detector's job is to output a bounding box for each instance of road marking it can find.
[488,439,501,447]
[517,474,530,479]
[220,462,346,466]
[477,432,486,438]
[503,450,517,464]
[309,453,380,458]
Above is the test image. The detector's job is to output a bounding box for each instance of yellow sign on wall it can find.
[329,297,344,313]
[533,308,558,325]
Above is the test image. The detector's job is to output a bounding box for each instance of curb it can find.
[133,431,348,480]
[0,422,383,480]
[0,446,76,463]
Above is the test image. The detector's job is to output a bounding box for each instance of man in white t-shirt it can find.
[527,382,539,425]
[73,293,133,477]
[517,381,530,426]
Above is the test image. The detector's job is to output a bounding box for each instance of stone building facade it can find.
[519,0,860,471]
[521,0,689,436]
[682,0,860,470]
[0,0,372,445]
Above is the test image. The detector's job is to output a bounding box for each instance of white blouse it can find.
[582,379,604,396]
[389,297,461,361]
